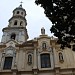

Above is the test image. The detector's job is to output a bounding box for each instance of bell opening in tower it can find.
[10,33,16,40]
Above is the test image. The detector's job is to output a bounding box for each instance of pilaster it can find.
[11,64,18,75]
[55,67,60,75]
[32,44,38,75]
[33,48,37,69]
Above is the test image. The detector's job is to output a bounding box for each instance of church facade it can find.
[0,4,75,75]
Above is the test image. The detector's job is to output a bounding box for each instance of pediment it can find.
[6,40,18,47]
[2,46,16,57]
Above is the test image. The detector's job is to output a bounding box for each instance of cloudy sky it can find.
[0,0,53,41]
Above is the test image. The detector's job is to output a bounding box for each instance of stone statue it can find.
[41,27,45,35]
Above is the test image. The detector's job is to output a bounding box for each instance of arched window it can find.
[28,54,32,65]
[14,20,17,25]
[17,11,19,14]
[21,12,23,15]
[59,53,64,62]
[3,57,13,69]
[20,21,23,26]
[42,43,46,49]
[40,54,51,68]
[10,33,16,40]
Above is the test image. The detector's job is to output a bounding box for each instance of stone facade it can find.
[0,4,75,75]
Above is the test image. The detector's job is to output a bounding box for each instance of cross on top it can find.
[20,1,23,7]
[20,1,23,5]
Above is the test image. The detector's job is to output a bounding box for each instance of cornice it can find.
[0,45,6,48]
[9,16,26,22]
[2,27,27,32]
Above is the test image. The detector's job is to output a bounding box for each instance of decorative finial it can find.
[19,1,23,7]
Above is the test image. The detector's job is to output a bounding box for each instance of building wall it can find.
[0,35,75,75]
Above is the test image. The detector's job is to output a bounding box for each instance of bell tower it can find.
[1,4,28,44]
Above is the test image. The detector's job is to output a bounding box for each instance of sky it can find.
[0,0,53,41]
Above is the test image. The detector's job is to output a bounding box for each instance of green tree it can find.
[35,0,75,49]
